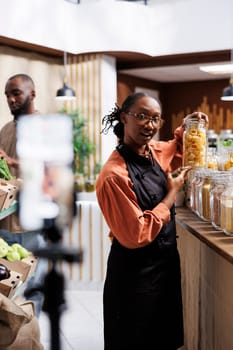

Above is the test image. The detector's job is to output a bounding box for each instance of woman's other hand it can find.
[182,111,209,128]
[168,166,192,191]
[161,167,192,209]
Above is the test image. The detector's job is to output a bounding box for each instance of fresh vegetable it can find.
[0,237,30,261]
[0,263,11,281]
[6,247,21,262]
[11,243,30,259]
[0,157,14,180]
[222,139,233,147]
[0,238,9,258]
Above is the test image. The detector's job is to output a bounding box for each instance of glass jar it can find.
[198,171,217,221]
[183,118,207,168]
[210,173,229,230]
[207,129,218,152]
[74,173,85,192]
[184,170,194,208]
[207,148,218,170]
[189,170,201,213]
[85,178,95,192]
[220,180,233,236]
[218,129,233,154]
[195,170,205,218]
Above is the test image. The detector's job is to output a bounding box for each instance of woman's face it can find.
[121,96,162,151]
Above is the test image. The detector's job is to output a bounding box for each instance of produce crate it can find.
[0,255,38,282]
[0,270,22,298]
[0,189,7,211]
[0,180,18,210]
[0,201,17,220]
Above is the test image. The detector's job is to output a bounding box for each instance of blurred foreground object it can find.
[17,114,74,231]
[0,294,43,349]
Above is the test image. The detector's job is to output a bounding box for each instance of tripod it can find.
[33,221,83,350]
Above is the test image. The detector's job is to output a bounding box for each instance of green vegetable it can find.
[0,238,30,261]
[0,157,14,180]
[222,139,233,147]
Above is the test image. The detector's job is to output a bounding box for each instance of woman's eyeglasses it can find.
[125,112,164,126]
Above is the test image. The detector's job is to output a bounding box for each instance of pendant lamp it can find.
[221,49,233,101]
[56,51,76,101]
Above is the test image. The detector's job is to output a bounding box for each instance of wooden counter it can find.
[176,207,233,350]
[176,207,233,265]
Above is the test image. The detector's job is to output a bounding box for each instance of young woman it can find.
[96,92,208,350]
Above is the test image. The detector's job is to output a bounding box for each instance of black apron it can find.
[103,144,184,350]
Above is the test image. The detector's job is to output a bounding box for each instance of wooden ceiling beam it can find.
[117,50,231,70]
[0,36,230,71]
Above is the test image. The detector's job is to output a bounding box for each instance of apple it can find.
[11,243,30,259]
[6,247,21,262]
[0,238,9,258]
[0,237,9,249]
[18,246,30,259]
[0,244,8,258]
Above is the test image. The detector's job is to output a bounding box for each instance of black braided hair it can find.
[101,92,148,142]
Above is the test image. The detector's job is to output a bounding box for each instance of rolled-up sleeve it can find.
[96,175,171,249]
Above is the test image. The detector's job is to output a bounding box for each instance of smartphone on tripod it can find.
[17,114,82,350]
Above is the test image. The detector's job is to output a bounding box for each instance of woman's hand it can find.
[167,166,192,191]
[182,111,209,128]
[171,166,192,179]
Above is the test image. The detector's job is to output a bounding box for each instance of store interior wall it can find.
[1,44,233,161]
[0,45,117,174]
[0,46,62,128]
[117,73,233,140]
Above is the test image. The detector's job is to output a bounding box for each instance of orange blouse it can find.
[95,126,184,249]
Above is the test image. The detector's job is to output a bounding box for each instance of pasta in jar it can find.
[183,119,207,167]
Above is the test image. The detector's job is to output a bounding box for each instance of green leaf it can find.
[68,109,96,174]
[0,158,14,180]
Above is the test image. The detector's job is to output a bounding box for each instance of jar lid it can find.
[220,129,232,134]
[184,117,207,126]
[207,129,217,135]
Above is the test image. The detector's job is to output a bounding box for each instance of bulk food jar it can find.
[193,170,205,218]
[183,118,207,168]
[198,170,218,222]
[189,170,202,214]
[210,173,229,230]
[220,180,233,236]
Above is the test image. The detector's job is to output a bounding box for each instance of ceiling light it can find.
[199,63,233,75]
[56,51,76,101]
[56,82,76,101]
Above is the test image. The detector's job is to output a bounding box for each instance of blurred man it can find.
[0,74,46,317]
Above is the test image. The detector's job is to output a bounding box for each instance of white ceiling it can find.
[119,61,231,83]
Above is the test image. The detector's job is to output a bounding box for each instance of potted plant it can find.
[71,110,95,172]
[59,108,96,191]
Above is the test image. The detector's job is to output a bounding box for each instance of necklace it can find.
[139,148,153,164]
[139,145,150,158]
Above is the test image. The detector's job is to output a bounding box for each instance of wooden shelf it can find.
[175,206,233,265]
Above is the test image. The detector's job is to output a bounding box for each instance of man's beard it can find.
[12,96,31,120]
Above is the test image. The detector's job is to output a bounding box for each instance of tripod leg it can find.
[49,312,61,350]
[42,265,66,350]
